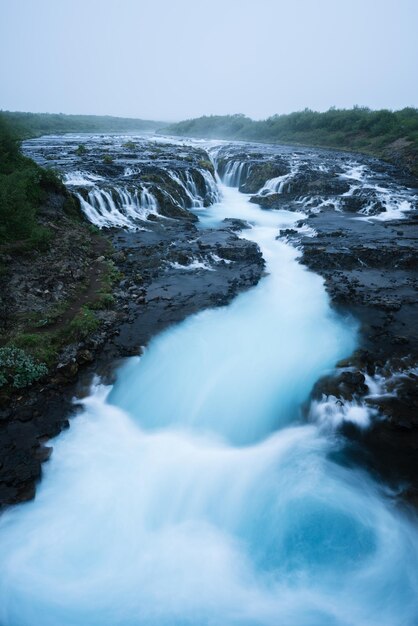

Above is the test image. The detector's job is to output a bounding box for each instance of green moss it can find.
[67,307,99,341]
[198,159,215,175]
[10,332,57,365]
[123,141,136,150]
[89,293,115,310]
[75,144,87,156]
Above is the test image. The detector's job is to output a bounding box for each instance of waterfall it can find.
[166,168,219,209]
[259,161,299,195]
[199,167,220,204]
[223,160,247,187]
[1,147,417,626]
[76,185,158,229]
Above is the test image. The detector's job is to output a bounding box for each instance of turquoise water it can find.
[0,183,417,626]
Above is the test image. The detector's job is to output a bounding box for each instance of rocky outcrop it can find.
[239,161,289,193]
[294,207,418,497]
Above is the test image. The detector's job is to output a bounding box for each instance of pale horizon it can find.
[1,0,417,121]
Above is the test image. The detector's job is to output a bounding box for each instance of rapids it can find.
[0,169,417,626]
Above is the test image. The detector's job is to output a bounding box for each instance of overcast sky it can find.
[1,0,417,121]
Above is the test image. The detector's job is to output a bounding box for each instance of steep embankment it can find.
[162,108,418,179]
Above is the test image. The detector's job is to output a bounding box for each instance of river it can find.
[1,141,417,626]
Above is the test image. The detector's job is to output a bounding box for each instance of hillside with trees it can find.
[0,111,165,140]
[163,108,418,176]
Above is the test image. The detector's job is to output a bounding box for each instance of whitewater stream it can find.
[1,167,418,625]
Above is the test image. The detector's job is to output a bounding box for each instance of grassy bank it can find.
[0,114,120,395]
[0,114,70,246]
[162,108,418,177]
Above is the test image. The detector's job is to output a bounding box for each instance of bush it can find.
[103,154,113,164]
[0,115,64,246]
[163,108,418,158]
[75,144,87,156]
[0,346,48,389]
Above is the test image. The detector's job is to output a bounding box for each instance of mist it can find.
[1,0,417,120]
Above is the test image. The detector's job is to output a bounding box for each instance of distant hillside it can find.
[0,111,166,139]
[162,108,418,177]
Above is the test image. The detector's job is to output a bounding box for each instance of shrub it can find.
[75,144,87,156]
[123,141,136,150]
[103,154,113,164]
[0,346,48,389]
[0,116,64,246]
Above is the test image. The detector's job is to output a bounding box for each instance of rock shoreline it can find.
[216,141,418,502]
[296,209,418,500]
[2,134,417,510]
[0,209,264,508]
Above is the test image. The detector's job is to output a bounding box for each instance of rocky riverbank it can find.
[297,207,418,501]
[2,133,417,509]
[0,137,264,508]
[214,141,418,502]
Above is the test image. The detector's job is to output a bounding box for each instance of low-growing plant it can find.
[90,293,115,310]
[123,141,136,150]
[75,144,87,156]
[0,346,48,389]
[67,306,99,340]
[198,159,215,175]
[103,154,113,164]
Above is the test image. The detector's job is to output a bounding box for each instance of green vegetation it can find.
[0,347,48,389]
[0,110,165,141]
[103,154,114,164]
[0,114,124,392]
[75,143,87,156]
[0,254,122,392]
[0,114,65,246]
[67,306,100,341]
[198,159,215,175]
[163,108,418,176]
[123,141,137,150]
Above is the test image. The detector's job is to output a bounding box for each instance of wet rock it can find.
[54,360,79,382]
[221,218,251,231]
[239,161,289,193]
[76,349,94,364]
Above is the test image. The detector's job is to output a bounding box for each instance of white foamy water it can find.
[76,186,158,229]
[0,180,417,626]
[63,170,104,186]
[260,161,299,196]
[340,161,416,221]
[169,259,214,271]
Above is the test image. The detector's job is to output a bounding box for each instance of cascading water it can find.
[0,165,417,626]
[339,161,416,221]
[259,161,299,195]
[223,160,248,187]
[76,185,159,229]
[199,167,220,204]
